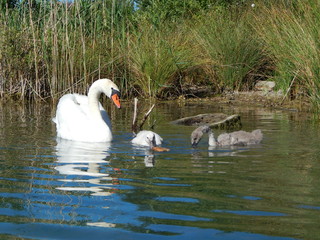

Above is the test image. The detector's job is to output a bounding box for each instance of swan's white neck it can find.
[88,85,103,120]
[87,79,117,121]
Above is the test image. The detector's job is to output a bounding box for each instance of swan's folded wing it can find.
[55,94,91,138]
[57,94,90,120]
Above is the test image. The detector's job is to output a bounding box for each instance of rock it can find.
[181,85,215,98]
[254,81,275,92]
[171,113,241,129]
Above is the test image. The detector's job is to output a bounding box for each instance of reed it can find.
[254,0,320,108]
[193,8,268,91]
[1,0,320,111]
[124,20,197,98]
[0,0,133,99]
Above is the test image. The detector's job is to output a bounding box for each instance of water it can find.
[0,100,320,240]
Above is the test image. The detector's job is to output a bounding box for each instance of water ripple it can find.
[1,102,319,240]
[212,209,287,217]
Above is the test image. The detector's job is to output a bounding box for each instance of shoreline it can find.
[0,88,312,113]
[178,90,311,113]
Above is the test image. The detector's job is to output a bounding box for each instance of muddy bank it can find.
[218,91,310,112]
[176,88,311,113]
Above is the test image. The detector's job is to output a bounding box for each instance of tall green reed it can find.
[124,20,196,98]
[0,0,133,100]
[2,0,320,111]
[193,8,267,91]
[255,1,320,108]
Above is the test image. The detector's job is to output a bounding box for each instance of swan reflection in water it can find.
[143,150,155,167]
[54,138,120,196]
[131,145,156,167]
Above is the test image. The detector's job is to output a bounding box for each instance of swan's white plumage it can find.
[53,79,120,142]
[131,130,163,147]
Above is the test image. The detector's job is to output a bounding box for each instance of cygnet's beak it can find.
[111,93,121,109]
[152,146,170,152]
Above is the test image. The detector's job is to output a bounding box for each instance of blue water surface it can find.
[0,101,319,240]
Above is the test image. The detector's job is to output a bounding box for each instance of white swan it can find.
[191,125,263,147]
[53,78,121,142]
[131,130,163,147]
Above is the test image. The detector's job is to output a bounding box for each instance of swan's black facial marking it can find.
[111,88,121,98]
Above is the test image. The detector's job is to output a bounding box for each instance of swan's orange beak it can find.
[112,94,121,109]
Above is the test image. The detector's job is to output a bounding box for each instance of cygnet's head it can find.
[145,132,157,148]
[191,125,211,147]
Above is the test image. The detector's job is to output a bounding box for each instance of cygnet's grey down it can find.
[191,125,263,147]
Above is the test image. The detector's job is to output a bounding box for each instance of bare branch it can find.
[138,104,155,131]
[132,98,138,135]
[131,98,156,134]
